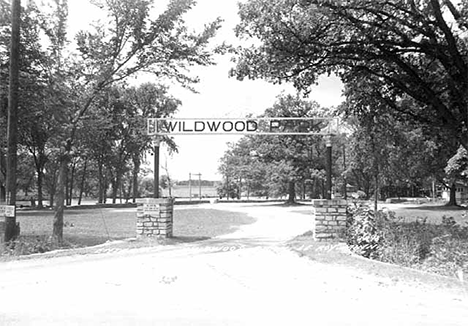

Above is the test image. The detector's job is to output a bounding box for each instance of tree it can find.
[42,0,223,243]
[0,1,64,211]
[445,146,468,206]
[218,94,341,202]
[122,83,180,202]
[233,0,468,150]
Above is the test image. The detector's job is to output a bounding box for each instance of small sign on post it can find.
[143,203,160,218]
[0,205,15,218]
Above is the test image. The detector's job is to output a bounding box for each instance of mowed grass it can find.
[383,203,467,224]
[14,206,255,248]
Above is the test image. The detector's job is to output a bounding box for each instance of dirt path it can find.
[0,203,467,325]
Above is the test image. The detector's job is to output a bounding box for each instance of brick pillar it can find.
[136,198,174,238]
[312,199,347,241]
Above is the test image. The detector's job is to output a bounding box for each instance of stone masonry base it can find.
[136,198,174,238]
[313,199,347,241]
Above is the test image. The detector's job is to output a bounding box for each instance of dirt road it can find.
[0,203,467,325]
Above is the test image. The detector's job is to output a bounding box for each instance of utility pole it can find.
[5,0,21,242]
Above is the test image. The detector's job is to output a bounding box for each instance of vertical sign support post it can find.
[153,137,161,199]
[326,135,332,200]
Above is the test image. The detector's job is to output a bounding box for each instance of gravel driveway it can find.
[0,202,467,325]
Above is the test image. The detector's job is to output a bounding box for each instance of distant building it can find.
[441,182,468,203]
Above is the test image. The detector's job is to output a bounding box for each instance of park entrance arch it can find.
[136,117,346,241]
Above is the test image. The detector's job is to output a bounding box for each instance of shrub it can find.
[420,216,468,277]
[421,236,468,277]
[346,206,468,277]
[377,212,435,267]
[346,206,383,259]
[0,236,70,256]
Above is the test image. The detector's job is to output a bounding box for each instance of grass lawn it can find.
[9,206,255,249]
[387,203,467,224]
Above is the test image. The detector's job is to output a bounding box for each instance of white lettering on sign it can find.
[143,203,160,217]
[147,118,338,136]
[0,205,15,217]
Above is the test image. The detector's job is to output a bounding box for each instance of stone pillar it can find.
[312,199,347,241]
[136,198,174,238]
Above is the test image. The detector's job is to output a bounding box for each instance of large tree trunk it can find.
[49,192,54,208]
[125,178,131,203]
[64,164,69,206]
[98,160,104,204]
[111,175,120,204]
[67,161,76,206]
[447,183,458,206]
[287,180,296,203]
[78,159,87,205]
[374,172,379,212]
[32,151,47,209]
[53,156,68,244]
[36,168,44,208]
[132,157,140,203]
[0,183,5,203]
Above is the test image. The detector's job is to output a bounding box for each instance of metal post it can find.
[326,135,332,200]
[343,145,347,200]
[153,137,160,198]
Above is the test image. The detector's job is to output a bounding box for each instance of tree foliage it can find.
[1,0,223,243]
[445,146,468,184]
[218,94,342,202]
[233,0,468,149]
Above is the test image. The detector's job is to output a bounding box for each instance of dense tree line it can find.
[219,94,463,204]
[218,94,345,202]
[1,0,223,242]
[220,0,468,204]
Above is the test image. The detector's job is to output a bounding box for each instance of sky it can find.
[67,0,345,181]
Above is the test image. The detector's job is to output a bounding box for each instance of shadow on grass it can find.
[64,235,213,248]
[169,236,211,243]
[238,201,309,208]
[404,205,467,211]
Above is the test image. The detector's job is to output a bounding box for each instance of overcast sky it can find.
[67,0,344,181]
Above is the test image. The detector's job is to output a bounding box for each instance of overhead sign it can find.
[0,205,15,217]
[147,118,339,136]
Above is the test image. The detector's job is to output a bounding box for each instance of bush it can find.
[420,217,468,277]
[377,212,435,267]
[421,236,468,277]
[0,236,70,256]
[346,206,468,278]
[346,206,383,259]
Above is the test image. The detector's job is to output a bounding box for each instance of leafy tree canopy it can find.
[232,0,468,149]
[445,145,468,183]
